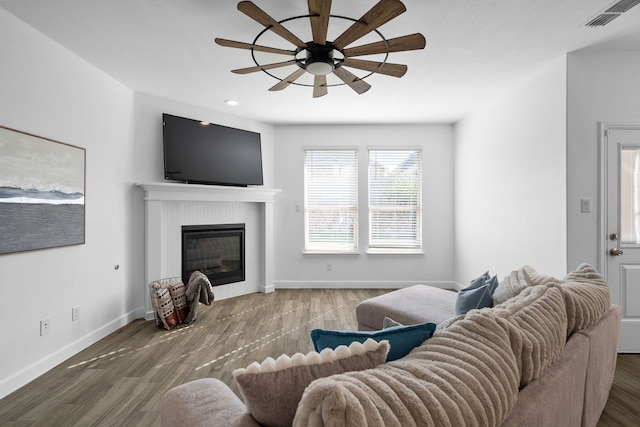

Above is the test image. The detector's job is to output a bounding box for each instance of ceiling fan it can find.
[215,0,426,97]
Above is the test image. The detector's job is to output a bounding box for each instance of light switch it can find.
[581,198,592,213]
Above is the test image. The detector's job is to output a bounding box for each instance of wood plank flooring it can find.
[0,288,637,426]
[598,354,640,427]
[0,289,387,426]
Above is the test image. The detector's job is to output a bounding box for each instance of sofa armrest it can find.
[160,378,260,427]
[500,332,590,427]
[575,304,622,427]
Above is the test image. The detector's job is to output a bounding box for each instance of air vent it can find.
[585,0,640,27]
[606,0,640,13]
[585,13,620,26]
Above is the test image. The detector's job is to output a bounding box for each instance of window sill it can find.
[303,251,361,256]
[366,248,424,256]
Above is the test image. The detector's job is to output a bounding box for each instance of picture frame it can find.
[0,125,86,255]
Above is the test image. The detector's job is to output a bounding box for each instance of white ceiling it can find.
[1,0,640,124]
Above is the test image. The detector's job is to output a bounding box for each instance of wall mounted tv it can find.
[162,113,263,187]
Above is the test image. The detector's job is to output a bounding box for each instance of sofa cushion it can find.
[233,338,388,427]
[523,263,611,335]
[520,265,558,287]
[558,263,611,334]
[311,321,436,362]
[435,314,465,331]
[382,316,403,328]
[295,310,520,427]
[454,272,498,315]
[492,268,532,305]
[491,285,568,388]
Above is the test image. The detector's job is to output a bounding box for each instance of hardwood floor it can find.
[0,288,637,426]
[598,354,640,427]
[0,289,387,426]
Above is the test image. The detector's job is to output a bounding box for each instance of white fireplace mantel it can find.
[138,182,281,319]
[138,182,280,203]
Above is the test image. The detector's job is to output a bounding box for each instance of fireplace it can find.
[182,223,245,286]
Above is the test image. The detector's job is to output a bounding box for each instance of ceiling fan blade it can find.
[333,67,371,94]
[231,60,297,74]
[215,38,295,56]
[269,68,306,91]
[237,1,306,48]
[308,0,332,45]
[343,33,426,57]
[342,58,407,77]
[332,0,406,49]
[313,75,328,98]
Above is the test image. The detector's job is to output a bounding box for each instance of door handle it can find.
[610,248,624,256]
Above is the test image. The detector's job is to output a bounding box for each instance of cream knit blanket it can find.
[294,284,570,427]
[523,263,610,335]
[294,311,521,427]
[490,286,567,388]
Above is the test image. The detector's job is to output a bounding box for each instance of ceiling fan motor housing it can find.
[304,43,336,75]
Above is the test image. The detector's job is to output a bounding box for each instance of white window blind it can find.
[304,149,358,251]
[368,149,422,249]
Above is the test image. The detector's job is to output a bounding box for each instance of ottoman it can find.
[356,285,457,330]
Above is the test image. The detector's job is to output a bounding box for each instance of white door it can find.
[603,124,640,352]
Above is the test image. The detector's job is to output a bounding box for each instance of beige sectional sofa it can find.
[160,264,621,427]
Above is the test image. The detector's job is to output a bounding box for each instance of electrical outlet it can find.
[40,318,50,336]
[72,306,80,322]
[326,263,332,271]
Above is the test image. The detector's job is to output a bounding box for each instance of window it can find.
[368,149,422,249]
[304,149,358,252]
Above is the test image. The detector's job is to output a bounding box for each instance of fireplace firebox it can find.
[182,223,245,286]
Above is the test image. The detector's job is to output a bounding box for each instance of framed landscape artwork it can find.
[0,125,85,255]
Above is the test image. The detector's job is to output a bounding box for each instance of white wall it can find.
[0,9,136,398]
[567,51,640,271]
[273,124,455,289]
[454,56,568,285]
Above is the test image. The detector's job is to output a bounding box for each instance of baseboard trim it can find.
[274,280,458,290]
[260,283,275,293]
[0,308,143,400]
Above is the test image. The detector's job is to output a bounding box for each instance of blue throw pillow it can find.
[454,271,499,315]
[310,321,437,362]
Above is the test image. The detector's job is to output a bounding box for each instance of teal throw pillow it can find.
[454,271,499,315]
[310,321,437,362]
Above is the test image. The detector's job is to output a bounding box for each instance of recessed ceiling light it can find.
[225,99,239,106]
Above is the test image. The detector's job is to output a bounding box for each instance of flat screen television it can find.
[162,113,263,187]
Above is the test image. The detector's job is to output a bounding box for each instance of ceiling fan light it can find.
[305,60,334,75]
